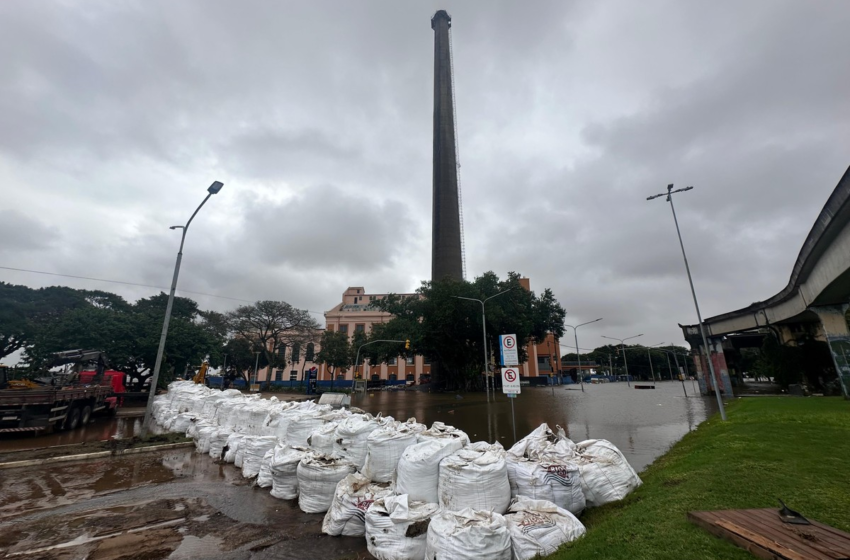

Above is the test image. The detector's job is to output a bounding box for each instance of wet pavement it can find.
[0,416,143,453]
[0,449,371,559]
[0,381,717,559]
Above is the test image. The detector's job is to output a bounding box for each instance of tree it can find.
[0,283,90,361]
[315,330,351,389]
[371,271,567,390]
[222,337,267,385]
[226,301,320,377]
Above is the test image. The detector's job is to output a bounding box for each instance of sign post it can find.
[499,334,519,367]
[502,366,520,442]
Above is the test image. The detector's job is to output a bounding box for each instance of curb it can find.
[0,441,195,470]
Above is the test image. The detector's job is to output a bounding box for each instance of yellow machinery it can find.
[192,361,210,385]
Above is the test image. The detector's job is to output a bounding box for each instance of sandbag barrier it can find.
[153,381,642,559]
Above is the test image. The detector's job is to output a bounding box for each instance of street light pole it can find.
[647,184,727,421]
[601,334,643,387]
[645,342,665,384]
[253,351,261,390]
[564,318,603,392]
[140,181,223,438]
[453,289,513,402]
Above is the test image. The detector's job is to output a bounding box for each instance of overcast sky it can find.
[2,0,848,356]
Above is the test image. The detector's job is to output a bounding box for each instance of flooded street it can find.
[0,381,716,559]
[356,380,715,471]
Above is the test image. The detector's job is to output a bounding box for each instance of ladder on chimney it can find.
[449,28,467,280]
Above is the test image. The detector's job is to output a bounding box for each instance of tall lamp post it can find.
[564,318,602,392]
[601,334,642,387]
[453,289,513,402]
[140,181,224,437]
[647,184,727,421]
[644,342,666,383]
[656,347,688,397]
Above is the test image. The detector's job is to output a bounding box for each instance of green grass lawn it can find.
[551,397,850,559]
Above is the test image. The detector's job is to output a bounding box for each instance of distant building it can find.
[254,281,562,385]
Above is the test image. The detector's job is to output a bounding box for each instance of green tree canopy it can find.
[371,271,566,390]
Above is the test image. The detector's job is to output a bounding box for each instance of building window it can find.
[291,343,301,363]
[406,373,415,381]
[306,343,315,362]
[389,373,397,381]
[290,370,297,381]
[277,344,286,356]
[537,356,552,371]
[327,324,334,332]
[355,324,365,333]
[406,356,414,365]
[275,370,283,381]
[339,324,348,334]
[371,373,380,381]
[369,296,376,301]
[388,357,397,366]
[424,355,431,365]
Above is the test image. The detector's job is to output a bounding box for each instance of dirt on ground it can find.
[0,434,191,464]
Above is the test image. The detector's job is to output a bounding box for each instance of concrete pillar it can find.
[810,304,850,399]
[691,338,733,396]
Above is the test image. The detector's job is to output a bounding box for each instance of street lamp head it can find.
[208,181,224,194]
[169,225,184,230]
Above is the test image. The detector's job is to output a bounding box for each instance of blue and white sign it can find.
[499,334,519,365]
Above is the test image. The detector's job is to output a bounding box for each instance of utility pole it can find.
[647,184,727,421]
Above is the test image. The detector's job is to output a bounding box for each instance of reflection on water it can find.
[354,381,716,472]
[0,416,142,452]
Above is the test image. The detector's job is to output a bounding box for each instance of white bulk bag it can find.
[508,423,576,459]
[287,412,328,447]
[418,421,470,446]
[333,415,382,469]
[365,494,439,560]
[504,497,586,560]
[321,473,392,537]
[425,508,511,560]
[506,455,585,516]
[438,441,511,514]
[223,433,245,464]
[270,445,313,500]
[241,436,279,478]
[297,455,357,514]
[170,413,196,434]
[208,430,232,461]
[307,422,339,456]
[195,425,218,454]
[396,438,465,504]
[362,424,419,483]
[256,448,275,488]
[576,439,642,506]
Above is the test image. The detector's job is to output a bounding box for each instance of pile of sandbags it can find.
[270,445,312,500]
[297,455,357,514]
[425,508,511,560]
[322,473,392,536]
[438,441,511,514]
[365,494,439,560]
[504,497,586,560]
[208,430,232,461]
[222,433,245,463]
[576,439,642,506]
[362,422,419,483]
[307,422,339,456]
[396,437,465,503]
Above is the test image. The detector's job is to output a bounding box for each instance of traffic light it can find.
[405,339,410,350]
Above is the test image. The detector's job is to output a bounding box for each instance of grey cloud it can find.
[0,210,60,253]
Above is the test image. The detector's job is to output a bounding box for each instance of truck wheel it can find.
[81,405,92,426]
[66,407,81,430]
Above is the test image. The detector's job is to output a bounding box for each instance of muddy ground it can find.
[0,449,372,560]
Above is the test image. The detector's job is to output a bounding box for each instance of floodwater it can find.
[355,380,715,472]
[0,416,142,452]
[0,381,717,559]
